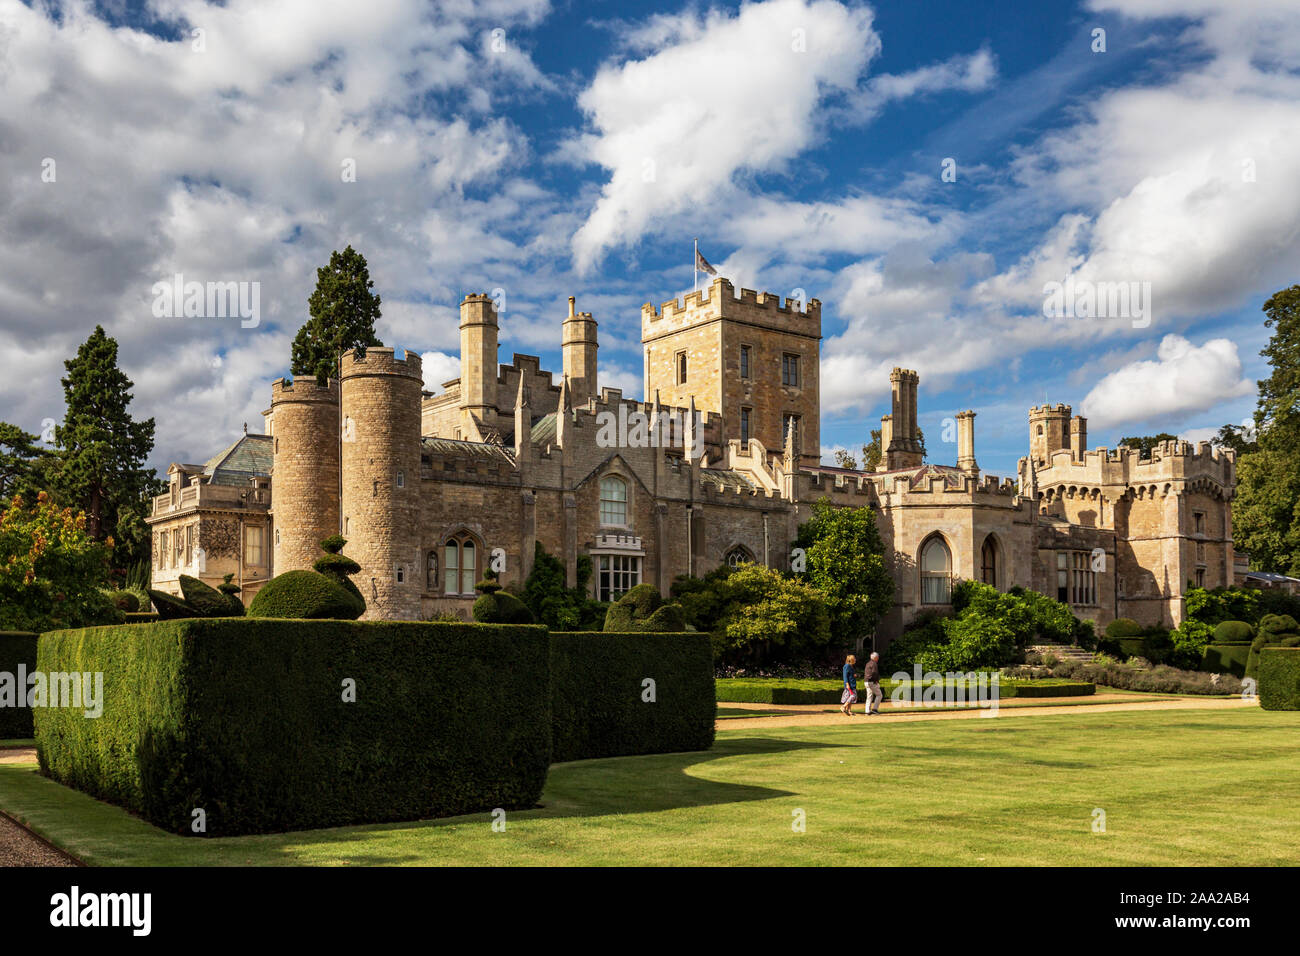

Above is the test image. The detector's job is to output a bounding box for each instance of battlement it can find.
[640,276,821,336]
[1029,438,1237,492]
[1029,403,1072,417]
[340,347,423,380]
[270,376,339,404]
[889,367,919,383]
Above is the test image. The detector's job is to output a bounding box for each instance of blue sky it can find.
[2,0,1297,477]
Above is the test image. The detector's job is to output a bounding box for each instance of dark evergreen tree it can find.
[49,326,158,565]
[0,422,47,499]
[291,245,384,384]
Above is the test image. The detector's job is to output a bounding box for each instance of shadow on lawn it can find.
[253,736,841,864]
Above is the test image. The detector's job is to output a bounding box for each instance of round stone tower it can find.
[269,376,340,574]
[340,347,424,620]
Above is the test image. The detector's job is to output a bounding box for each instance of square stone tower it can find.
[641,277,821,465]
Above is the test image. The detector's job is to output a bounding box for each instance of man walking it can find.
[863,651,883,715]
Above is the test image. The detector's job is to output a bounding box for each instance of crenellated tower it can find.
[268,376,340,574]
[340,347,424,621]
[562,296,599,408]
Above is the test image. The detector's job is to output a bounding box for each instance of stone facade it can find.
[151,280,1237,641]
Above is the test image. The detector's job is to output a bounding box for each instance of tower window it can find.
[740,407,752,447]
[1193,512,1205,534]
[980,536,997,587]
[396,470,405,488]
[675,351,687,385]
[739,344,752,380]
[600,476,628,527]
[395,564,405,584]
[444,534,478,595]
[782,353,800,387]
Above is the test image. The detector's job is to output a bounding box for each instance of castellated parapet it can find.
[340,348,424,621]
[269,377,340,574]
[1029,438,1236,497]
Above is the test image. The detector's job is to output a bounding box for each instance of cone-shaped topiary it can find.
[217,574,246,614]
[603,583,686,632]
[312,536,365,617]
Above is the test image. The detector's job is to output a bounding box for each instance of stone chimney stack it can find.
[886,368,923,469]
[877,414,893,472]
[956,409,978,476]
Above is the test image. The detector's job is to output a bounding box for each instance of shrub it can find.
[1246,616,1300,679]
[923,614,1016,672]
[1258,647,1300,711]
[472,587,534,624]
[1106,618,1143,639]
[247,570,364,620]
[179,574,244,618]
[549,631,715,761]
[522,544,603,631]
[1053,658,1243,695]
[0,631,38,738]
[1213,620,1255,643]
[103,589,140,613]
[1185,586,1260,627]
[603,583,685,632]
[0,492,117,632]
[881,613,948,674]
[793,498,894,643]
[35,619,552,835]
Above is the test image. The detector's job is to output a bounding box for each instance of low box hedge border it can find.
[1258,647,1300,711]
[0,631,39,739]
[36,618,552,836]
[715,677,1095,704]
[550,631,715,762]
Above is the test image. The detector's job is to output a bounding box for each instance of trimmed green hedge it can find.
[0,631,39,739]
[1201,643,1251,677]
[1259,647,1300,711]
[35,619,551,836]
[549,631,714,762]
[714,677,1095,704]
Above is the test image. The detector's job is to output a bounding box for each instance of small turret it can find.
[562,295,598,408]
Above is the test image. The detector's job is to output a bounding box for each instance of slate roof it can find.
[201,434,273,486]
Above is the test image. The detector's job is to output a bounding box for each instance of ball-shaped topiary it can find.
[247,570,365,620]
[1213,620,1255,644]
[1105,617,1143,639]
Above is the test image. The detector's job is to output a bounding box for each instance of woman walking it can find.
[840,654,858,716]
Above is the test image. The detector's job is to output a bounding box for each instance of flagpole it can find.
[693,237,698,294]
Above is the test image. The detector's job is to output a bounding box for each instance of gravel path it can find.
[0,810,78,867]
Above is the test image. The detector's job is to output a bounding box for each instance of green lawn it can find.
[0,739,35,748]
[1,708,1295,866]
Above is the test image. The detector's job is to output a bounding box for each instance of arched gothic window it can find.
[921,536,952,604]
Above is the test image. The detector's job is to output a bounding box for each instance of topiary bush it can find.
[603,584,686,632]
[247,569,364,620]
[148,589,197,620]
[472,572,534,624]
[1201,643,1251,677]
[1106,618,1143,639]
[550,631,714,761]
[102,589,140,613]
[1258,647,1300,710]
[1245,615,1300,679]
[312,536,365,617]
[35,619,551,836]
[1213,620,1255,644]
[179,574,244,618]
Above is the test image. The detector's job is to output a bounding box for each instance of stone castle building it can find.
[147,276,1237,642]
